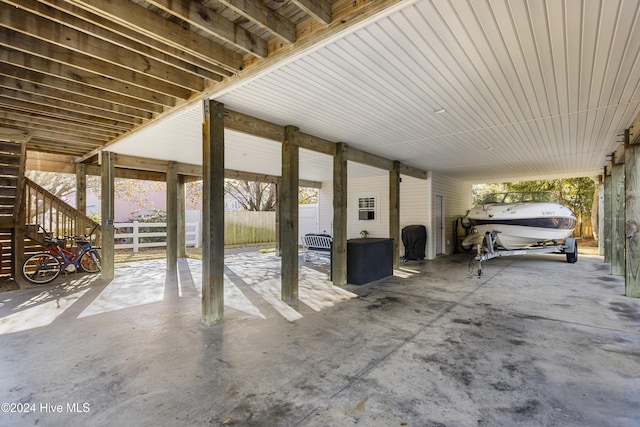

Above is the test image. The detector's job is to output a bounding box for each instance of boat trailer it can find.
[468,231,578,277]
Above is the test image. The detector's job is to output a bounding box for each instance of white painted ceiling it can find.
[109,0,640,184]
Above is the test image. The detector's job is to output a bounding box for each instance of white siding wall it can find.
[318,171,471,260]
[399,176,430,257]
[318,174,390,239]
[318,185,333,235]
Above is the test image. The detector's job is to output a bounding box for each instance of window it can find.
[358,196,376,220]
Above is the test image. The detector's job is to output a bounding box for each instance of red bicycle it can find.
[22,224,102,285]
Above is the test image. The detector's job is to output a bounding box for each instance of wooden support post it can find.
[12,205,25,282]
[625,128,640,297]
[166,161,178,272]
[101,151,115,280]
[603,168,612,263]
[611,154,625,276]
[75,163,87,237]
[178,175,186,258]
[202,100,225,326]
[12,142,26,282]
[598,177,604,256]
[275,182,281,257]
[281,125,299,302]
[389,161,401,269]
[332,142,348,286]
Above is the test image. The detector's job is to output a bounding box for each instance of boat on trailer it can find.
[462,191,577,250]
[461,191,579,276]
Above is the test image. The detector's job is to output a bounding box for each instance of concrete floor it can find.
[1,249,639,427]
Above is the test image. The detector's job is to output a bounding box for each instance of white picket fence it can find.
[114,221,199,252]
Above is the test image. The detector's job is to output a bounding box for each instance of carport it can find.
[2,0,640,320]
[1,0,640,425]
[2,242,639,425]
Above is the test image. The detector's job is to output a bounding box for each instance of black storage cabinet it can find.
[347,238,394,285]
[402,225,427,260]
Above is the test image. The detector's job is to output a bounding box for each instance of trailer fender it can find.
[564,238,578,263]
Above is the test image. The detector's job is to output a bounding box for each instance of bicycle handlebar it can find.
[37,222,99,244]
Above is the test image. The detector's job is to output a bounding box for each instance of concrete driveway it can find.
[0,249,638,426]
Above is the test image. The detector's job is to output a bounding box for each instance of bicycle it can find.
[22,224,102,285]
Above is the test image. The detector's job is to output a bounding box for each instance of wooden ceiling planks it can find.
[0,0,379,163]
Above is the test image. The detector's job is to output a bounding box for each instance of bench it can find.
[301,234,332,261]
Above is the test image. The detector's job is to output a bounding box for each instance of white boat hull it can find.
[470,223,574,250]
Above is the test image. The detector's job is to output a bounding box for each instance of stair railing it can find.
[23,177,101,245]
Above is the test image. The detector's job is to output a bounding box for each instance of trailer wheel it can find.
[566,241,578,263]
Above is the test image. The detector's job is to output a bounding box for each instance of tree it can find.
[26,171,99,206]
[299,187,319,204]
[225,180,276,211]
[186,180,319,210]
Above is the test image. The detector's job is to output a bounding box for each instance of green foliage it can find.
[123,209,167,244]
[299,187,319,204]
[471,182,505,205]
[127,208,167,223]
[87,212,101,223]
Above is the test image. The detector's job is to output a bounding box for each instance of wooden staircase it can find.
[0,141,100,278]
[0,141,26,228]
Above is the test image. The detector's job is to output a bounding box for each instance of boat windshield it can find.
[480,192,560,204]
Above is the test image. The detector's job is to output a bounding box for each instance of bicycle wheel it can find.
[79,249,101,273]
[22,253,61,284]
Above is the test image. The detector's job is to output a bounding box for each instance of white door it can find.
[298,204,319,241]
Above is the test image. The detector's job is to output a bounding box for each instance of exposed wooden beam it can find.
[0,96,135,131]
[399,164,428,180]
[225,109,426,178]
[0,75,153,121]
[0,126,30,143]
[0,30,191,100]
[0,87,146,125]
[299,132,335,156]
[146,0,267,58]
[216,0,296,44]
[27,141,90,156]
[0,110,121,139]
[86,165,167,182]
[0,64,164,114]
[16,0,226,82]
[290,0,332,25]
[42,0,232,79]
[112,154,169,172]
[0,46,175,107]
[106,153,324,187]
[346,146,394,170]
[224,109,285,141]
[67,0,243,73]
[22,129,104,148]
[1,2,206,91]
